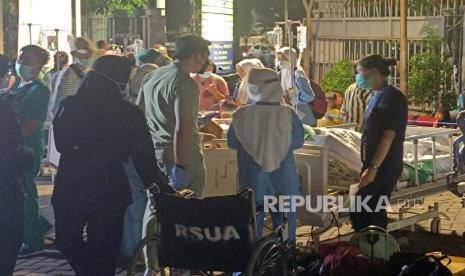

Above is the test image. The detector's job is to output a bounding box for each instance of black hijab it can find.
[53,55,132,155]
[75,55,130,103]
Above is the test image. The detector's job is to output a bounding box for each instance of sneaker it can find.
[18,244,43,257]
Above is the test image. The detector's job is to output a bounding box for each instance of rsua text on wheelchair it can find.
[126,186,303,276]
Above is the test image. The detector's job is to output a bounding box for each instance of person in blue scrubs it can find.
[349,54,408,231]
[228,68,304,246]
[4,45,52,254]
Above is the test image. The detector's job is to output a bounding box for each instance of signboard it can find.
[209,41,234,73]
[202,0,234,74]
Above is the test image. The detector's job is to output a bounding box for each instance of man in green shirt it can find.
[137,35,210,274]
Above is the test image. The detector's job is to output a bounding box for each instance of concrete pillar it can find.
[142,8,165,48]
[399,0,408,95]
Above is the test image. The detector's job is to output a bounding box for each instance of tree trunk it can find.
[400,0,408,95]
[302,0,313,78]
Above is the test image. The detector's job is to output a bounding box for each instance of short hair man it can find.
[137,35,210,275]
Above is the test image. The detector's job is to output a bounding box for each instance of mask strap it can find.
[91,69,127,87]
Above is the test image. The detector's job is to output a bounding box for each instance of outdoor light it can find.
[18,0,73,55]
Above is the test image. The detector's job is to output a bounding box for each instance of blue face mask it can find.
[15,63,39,81]
[355,73,373,91]
[76,57,94,67]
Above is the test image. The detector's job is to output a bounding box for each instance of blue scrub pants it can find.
[350,164,402,231]
[120,158,148,257]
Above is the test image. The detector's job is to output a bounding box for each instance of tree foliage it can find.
[83,0,147,15]
[320,59,354,93]
[408,26,454,110]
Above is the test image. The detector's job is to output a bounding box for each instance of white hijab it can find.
[232,68,293,172]
[236,58,264,105]
[278,47,298,92]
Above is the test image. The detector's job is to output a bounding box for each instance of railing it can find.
[404,128,459,186]
[314,0,465,19]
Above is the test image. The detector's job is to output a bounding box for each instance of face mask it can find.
[15,63,39,81]
[355,73,374,90]
[279,60,290,69]
[246,83,261,102]
[76,57,93,67]
[92,69,127,94]
[199,71,213,79]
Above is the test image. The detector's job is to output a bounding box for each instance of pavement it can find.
[13,180,465,275]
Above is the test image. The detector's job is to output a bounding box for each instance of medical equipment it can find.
[201,121,459,242]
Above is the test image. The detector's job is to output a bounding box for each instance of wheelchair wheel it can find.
[246,238,290,276]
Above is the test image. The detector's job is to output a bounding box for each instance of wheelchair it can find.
[126,188,298,276]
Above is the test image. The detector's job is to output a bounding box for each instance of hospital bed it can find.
[201,120,461,238]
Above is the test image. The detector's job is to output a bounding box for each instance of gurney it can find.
[201,121,461,238]
[313,126,458,196]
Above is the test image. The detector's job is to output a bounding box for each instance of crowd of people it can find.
[0,33,407,276]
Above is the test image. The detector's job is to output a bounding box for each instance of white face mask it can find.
[279,60,290,69]
[198,71,213,79]
[246,83,261,102]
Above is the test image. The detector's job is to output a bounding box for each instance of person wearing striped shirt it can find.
[340,82,372,132]
[50,37,96,115]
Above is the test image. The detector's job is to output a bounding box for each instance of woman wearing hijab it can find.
[52,55,172,275]
[234,58,264,105]
[277,47,320,126]
[228,68,304,246]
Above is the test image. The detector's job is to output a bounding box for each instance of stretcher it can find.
[201,120,461,238]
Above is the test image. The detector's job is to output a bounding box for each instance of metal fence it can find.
[315,0,465,18]
[310,0,463,87]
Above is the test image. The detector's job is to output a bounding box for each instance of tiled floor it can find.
[13,182,465,275]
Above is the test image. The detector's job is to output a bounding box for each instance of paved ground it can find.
[13,181,465,275]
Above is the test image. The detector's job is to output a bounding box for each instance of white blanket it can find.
[308,127,453,180]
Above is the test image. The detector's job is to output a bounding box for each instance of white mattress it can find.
[308,127,453,183]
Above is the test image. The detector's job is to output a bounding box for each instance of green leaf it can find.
[408,26,455,110]
[320,59,354,94]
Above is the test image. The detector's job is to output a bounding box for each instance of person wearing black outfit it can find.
[0,98,34,275]
[52,55,173,276]
[350,54,408,231]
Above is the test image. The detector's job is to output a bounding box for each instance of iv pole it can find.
[275,19,300,112]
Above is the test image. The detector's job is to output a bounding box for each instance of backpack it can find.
[308,79,327,119]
